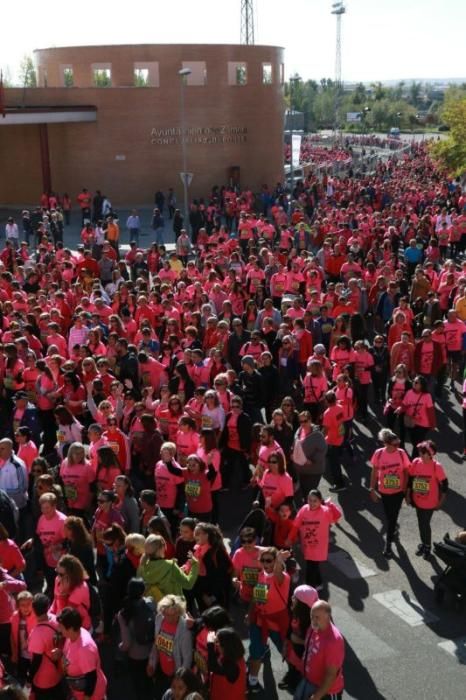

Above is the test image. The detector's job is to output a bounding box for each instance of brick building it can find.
[0,44,285,205]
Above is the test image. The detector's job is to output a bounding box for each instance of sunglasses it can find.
[261,558,275,564]
[299,419,309,424]
[241,538,255,544]
[268,459,279,464]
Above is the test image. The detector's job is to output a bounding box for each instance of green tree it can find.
[352,82,366,105]
[430,91,466,175]
[371,81,386,101]
[19,55,37,88]
[408,81,422,106]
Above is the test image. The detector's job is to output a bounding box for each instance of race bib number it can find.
[193,649,208,675]
[201,415,213,429]
[412,477,430,494]
[252,583,269,604]
[108,441,120,455]
[155,632,174,656]
[383,474,401,490]
[275,282,284,292]
[57,431,66,443]
[185,480,201,499]
[242,566,260,586]
[64,484,78,503]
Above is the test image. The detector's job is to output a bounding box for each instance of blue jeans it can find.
[129,228,140,245]
[249,623,283,660]
[154,227,164,244]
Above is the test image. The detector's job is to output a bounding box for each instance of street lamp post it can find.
[178,67,191,236]
[288,74,300,185]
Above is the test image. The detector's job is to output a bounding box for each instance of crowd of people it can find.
[0,140,465,700]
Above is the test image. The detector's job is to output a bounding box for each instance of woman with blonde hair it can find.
[147,594,192,700]
[137,535,199,602]
[59,442,96,517]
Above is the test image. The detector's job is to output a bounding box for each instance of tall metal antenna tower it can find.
[240,0,255,45]
[331,1,346,87]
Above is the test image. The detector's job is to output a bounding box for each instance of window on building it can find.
[92,64,112,87]
[228,62,247,86]
[279,63,285,85]
[181,61,207,86]
[134,68,149,87]
[262,63,273,84]
[134,62,160,87]
[63,67,74,87]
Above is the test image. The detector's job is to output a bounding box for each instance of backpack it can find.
[131,598,156,645]
[86,580,102,630]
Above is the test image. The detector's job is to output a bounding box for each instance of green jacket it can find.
[137,557,199,601]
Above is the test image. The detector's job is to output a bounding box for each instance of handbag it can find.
[403,395,422,428]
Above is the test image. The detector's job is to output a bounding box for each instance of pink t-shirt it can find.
[444,320,465,352]
[28,616,63,689]
[36,510,67,568]
[258,442,285,471]
[353,350,375,384]
[402,390,434,428]
[154,461,184,509]
[303,374,328,404]
[259,471,294,507]
[335,386,354,421]
[322,405,345,446]
[227,414,241,451]
[62,628,107,700]
[17,441,39,473]
[51,580,91,631]
[371,447,410,495]
[291,501,342,561]
[232,546,264,601]
[419,341,434,374]
[303,623,345,694]
[409,458,447,509]
[59,460,96,510]
[176,430,200,459]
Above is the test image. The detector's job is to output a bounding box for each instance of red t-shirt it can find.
[156,619,178,676]
[183,469,213,514]
[322,405,345,446]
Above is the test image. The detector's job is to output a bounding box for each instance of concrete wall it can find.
[0,44,285,205]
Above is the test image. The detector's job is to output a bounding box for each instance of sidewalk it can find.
[0,205,177,250]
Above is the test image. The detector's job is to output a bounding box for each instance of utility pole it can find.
[331,2,346,142]
[240,0,255,45]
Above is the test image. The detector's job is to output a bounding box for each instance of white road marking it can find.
[373,589,439,627]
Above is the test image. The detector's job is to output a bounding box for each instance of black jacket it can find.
[219,411,252,452]
[227,330,251,372]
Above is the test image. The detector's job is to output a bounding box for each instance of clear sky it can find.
[1,0,465,83]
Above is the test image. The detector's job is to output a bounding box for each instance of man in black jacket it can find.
[227,320,250,373]
[238,355,264,424]
[115,339,140,395]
